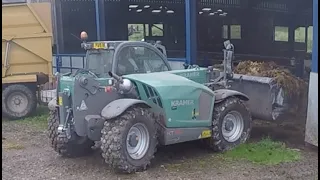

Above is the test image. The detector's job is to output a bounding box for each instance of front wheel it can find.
[205,97,252,152]
[48,109,94,157]
[100,106,158,173]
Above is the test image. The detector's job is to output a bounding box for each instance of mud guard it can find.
[213,89,249,103]
[101,99,151,120]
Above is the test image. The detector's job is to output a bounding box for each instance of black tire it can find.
[48,109,94,157]
[2,84,37,120]
[100,106,158,173]
[205,97,252,152]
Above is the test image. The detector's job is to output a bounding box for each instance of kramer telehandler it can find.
[48,32,252,173]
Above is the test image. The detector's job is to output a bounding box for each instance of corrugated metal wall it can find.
[26,0,313,62]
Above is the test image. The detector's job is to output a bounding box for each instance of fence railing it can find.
[53,54,86,73]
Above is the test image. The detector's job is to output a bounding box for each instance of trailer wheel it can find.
[48,109,94,157]
[2,84,37,120]
[205,97,252,152]
[100,106,158,173]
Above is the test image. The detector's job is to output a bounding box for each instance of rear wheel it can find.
[48,109,94,157]
[2,84,37,120]
[205,97,252,152]
[100,106,158,173]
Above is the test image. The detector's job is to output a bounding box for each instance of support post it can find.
[98,0,106,40]
[312,0,318,73]
[288,0,298,59]
[95,0,101,40]
[288,20,295,57]
[55,0,64,53]
[185,0,197,65]
[54,0,64,72]
[305,0,318,147]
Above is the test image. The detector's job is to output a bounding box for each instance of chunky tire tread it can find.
[206,97,252,152]
[2,84,37,120]
[100,106,158,173]
[47,110,94,158]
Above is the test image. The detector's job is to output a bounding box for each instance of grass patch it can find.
[3,106,49,131]
[223,137,301,165]
[2,141,25,150]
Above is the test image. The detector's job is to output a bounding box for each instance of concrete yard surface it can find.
[2,116,318,180]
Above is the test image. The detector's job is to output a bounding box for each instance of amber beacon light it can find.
[80,31,88,41]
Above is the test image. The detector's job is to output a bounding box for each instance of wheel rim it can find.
[222,111,244,143]
[7,92,29,114]
[126,123,150,160]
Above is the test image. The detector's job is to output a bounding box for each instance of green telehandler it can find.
[48,32,267,173]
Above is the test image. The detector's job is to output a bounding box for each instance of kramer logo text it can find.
[171,100,194,107]
[180,72,200,78]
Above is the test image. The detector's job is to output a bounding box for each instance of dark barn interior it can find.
[54,0,313,67]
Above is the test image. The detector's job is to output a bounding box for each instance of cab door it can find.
[112,42,171,75]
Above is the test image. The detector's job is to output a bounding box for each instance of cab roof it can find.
[81,41,150,50]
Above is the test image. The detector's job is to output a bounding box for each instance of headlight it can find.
[120,79,133,92]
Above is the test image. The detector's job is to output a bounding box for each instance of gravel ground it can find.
[2,117,318,180]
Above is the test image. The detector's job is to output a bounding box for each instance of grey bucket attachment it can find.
[229,74,289,121]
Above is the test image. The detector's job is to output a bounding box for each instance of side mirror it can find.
[108,71,123,83]
[154,43,167,56]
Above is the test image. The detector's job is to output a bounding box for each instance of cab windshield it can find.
[116,46,169,76]
[86,49,114,78]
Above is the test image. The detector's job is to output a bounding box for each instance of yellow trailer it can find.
[2,2,53,119]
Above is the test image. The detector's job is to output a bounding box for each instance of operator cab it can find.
[80,31,170,78]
